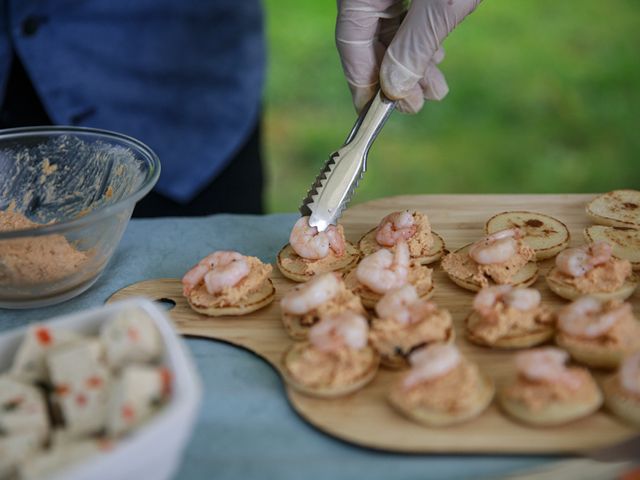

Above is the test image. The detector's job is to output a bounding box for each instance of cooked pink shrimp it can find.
[403,344,461,389]
[182,263,212,296]
[280,273,342,315]
[356,241,410,294]
[375,285,437,325]
[620,352,640,395]
[472,285,513,316]
[473,286,541,316]
[469,228,522,265]
[203,252,250,294]
[375,210,417,247]
[375,285,418,323]
[555,241,612,277]
[182,251,250,296]
[558,297,630,338]
[515,347,582,390]
[504,288,541,311]
[407,301,439,321]
[308,311,369,352]
[289,216,345,260]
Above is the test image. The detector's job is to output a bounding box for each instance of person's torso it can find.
[0,0,266,202]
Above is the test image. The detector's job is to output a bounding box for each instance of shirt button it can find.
[21,16,46,36]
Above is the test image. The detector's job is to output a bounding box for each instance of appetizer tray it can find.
[108,194,639,454]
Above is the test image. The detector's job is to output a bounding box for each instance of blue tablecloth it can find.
[1,214,556,480]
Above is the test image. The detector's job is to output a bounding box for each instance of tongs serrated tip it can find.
[299,91,395,231]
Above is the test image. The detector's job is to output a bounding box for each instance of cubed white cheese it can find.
[106,364,170,437]
[0,431,44,480]
[0,376,49,440]
[11,326,81,383]
[100,307,163,370]
[46,341,110,438]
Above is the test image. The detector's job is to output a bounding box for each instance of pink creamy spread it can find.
[442,241,535,287]
[360,211,435,259]
[189,257,271,307]
[549,258,632,293]
[468,303,554,344]
[402,211,433,256]
[286,344,374,388]
[503,368,599,412]
[281,225,352,276]
[398,361,484,413]
[370,309,452,358]
[284,286,364,328]
[345,261,433,298]
[557,300,640,351]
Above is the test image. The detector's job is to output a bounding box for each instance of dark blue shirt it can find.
[0,0,265,203]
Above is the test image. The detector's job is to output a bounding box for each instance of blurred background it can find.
[263,0,640,213]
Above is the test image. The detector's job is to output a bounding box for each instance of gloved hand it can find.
[336,0,482,113]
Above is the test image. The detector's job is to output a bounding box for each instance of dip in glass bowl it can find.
[0,127,160,308]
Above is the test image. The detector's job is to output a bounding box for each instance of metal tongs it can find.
[299,90,396,232]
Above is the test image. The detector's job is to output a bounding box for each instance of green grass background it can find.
[263,0,640,213]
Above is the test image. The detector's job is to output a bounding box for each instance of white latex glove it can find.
[336,0,482,113]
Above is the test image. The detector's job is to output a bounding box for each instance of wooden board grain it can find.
[108,194,640,454]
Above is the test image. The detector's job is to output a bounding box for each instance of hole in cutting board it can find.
[154,298,176,311]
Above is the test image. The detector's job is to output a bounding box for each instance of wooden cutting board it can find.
[108,194,639,454]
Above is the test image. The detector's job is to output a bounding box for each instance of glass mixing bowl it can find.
[0,127,160,308]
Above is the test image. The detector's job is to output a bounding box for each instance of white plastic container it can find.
[0,298,202,480]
